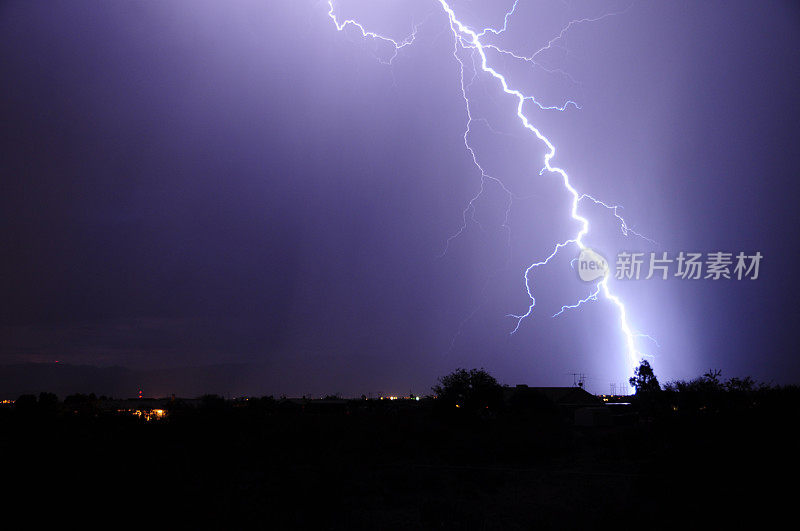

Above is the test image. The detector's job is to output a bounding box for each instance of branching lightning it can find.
[327,0,651,379]
[326,1,431,65]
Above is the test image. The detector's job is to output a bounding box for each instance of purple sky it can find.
[1,0,798,396]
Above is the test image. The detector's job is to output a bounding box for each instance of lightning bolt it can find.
[326,2,425,65]
[328,0,649,380]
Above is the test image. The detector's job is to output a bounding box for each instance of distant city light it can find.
[123,408,167,421]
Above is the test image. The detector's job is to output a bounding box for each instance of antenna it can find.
[570,372,586,388]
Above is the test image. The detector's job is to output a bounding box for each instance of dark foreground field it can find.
[1,389,796,529]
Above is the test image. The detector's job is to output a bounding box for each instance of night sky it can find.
[1,0,798,397]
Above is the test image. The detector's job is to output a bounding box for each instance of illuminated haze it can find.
[1,0,798,396]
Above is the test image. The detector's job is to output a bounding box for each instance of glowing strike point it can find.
[327,0,648,380]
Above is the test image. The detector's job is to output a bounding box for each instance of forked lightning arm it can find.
[327,0,648,378]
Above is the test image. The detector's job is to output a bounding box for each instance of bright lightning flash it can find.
[327,0,650,380]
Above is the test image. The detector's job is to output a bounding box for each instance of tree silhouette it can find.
[724,376,755,392]
[14,394,38,413]
[432,368,503,411]
[629,360,660,394]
